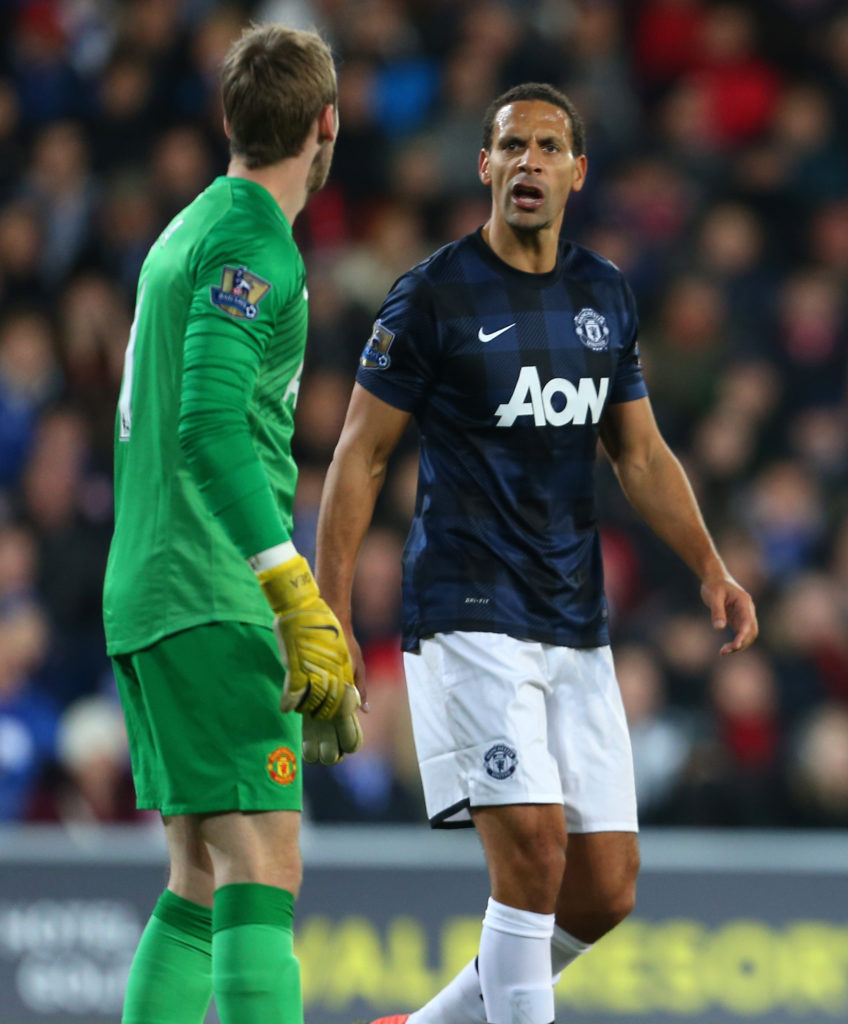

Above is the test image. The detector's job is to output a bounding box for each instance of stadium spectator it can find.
[20,406,112,705]
[616,643,694,822]
[23,120,97,285]
[786,704,848,827]
[708,648,784,824]
[0,600,55,821]
[27,692,140,824]
[0,309,62,491]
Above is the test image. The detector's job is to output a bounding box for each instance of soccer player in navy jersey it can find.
[315,82,758,1024]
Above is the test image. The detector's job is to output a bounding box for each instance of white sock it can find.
[550,924,592,986]
[478,898,555,1024]
[409,958,484,1024]
[409,920,592,1024]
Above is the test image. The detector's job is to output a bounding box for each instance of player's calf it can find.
[555,830,639,943]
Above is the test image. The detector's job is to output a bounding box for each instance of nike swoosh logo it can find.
[306,623,340,638]
[478,323,516,343]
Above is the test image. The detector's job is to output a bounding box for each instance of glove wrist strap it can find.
[248,540,298,573]
[257,554,320,613]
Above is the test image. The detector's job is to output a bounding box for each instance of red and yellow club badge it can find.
[267,746,298,786]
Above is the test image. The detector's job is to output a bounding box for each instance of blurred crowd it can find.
[0,0,846,831]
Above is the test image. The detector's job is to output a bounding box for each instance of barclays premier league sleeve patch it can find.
[360,319,395,369]
[210,265,272,321]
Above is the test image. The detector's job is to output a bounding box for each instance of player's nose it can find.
[518,143,543,173]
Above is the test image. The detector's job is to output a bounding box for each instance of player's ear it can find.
[317,103,338,143]
[571,153,588,193]
[223,117,232,140]
[479,149,491,186]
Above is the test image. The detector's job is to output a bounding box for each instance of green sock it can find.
[122,889,212,1024]
[212,883,302,1024]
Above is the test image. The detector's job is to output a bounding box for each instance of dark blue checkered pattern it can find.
[356,230,648,652]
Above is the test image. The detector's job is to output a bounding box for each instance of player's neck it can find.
[227,157,310,225]
[481,218,561,275]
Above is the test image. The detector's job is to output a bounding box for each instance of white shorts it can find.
[403,631,638,833]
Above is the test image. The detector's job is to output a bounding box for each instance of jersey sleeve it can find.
[355,270,438,414]
[609,280,649,405]
[177,231,295,559]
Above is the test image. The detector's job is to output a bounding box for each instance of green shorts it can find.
[112,621,302,815]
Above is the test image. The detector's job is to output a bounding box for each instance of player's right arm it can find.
[319,269,435,703]
[315,384,411,701]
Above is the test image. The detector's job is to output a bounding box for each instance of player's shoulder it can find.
[417,233,475,276]
[195,177,293,246]
[399,234,477,288]
[561,238,627,285]
[385,233,478,301]
[193,178,301,287]
[561,239,636,318]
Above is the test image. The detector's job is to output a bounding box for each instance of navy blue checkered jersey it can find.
[356,229,648,652]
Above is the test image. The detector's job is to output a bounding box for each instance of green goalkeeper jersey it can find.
[104,176,308,655]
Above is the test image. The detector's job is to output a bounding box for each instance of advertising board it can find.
[1,827,846,1024]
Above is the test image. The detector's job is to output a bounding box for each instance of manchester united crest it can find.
[267,745,298,786]
[484,743,518,780]
[574,307,610,351]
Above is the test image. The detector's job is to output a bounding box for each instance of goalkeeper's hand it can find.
[257,554,356,720]
[302,684,363,765]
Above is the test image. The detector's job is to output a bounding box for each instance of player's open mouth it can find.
[511,182,544,210]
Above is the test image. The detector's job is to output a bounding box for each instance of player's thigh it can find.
[546,644,639,834]
[113,652,161,810]
[163,814,215,906]
[404,632,564,827]
[198,809,302,894]
[118,622,302,816]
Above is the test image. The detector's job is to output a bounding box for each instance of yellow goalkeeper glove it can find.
[302,684,363,765]
[257,554,356,720]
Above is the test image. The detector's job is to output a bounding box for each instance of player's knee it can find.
[603,881,637,927]
[598,850,639,926]
[585,878,637,936]
[205,839,302,892]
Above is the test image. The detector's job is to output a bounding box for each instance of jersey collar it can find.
[470,227,566,288]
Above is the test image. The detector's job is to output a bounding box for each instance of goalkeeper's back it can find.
[104,175,308,656]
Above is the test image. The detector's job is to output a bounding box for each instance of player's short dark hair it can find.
[481,83,586,157]
[221,23,337,169]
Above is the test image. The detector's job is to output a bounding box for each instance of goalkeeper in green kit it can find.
[102,24,360,1024]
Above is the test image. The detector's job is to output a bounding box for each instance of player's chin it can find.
[307,148,333,193]
[307,167,330,194]
[505,208,552,233]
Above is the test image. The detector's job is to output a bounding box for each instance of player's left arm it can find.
[599,396,758,655]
